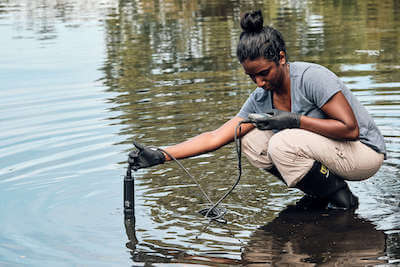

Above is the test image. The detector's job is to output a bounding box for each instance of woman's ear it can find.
[279,51,286,65]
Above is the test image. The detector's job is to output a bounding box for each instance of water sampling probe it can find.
[123,113,270,222]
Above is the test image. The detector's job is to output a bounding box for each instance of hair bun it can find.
[240,10,264,33]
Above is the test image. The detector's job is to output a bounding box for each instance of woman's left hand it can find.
[252,109,301,130]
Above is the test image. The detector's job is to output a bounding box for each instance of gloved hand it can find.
[249,109,301,130]
[128,141,166,170]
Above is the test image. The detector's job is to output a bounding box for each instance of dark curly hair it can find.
[236,10,288,64]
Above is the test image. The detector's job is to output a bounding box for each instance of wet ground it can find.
[1,0,400,266]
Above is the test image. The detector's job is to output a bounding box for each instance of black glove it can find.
[249,109,301,130]
[128,141,165,170]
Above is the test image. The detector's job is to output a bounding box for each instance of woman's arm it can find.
[162,116,254,161]
[300,91,359,140]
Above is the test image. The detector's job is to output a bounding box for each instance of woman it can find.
[129,10,386,210]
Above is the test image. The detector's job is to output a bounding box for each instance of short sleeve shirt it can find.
[237,61,386,157]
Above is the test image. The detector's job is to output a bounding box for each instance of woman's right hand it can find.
[128,141,165,170]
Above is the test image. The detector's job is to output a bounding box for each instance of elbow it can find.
[346,123,359,141]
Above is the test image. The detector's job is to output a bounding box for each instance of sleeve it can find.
[302,66,342,108]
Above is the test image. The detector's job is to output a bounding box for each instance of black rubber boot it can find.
[295,161,359,210]
[267,165,287,185]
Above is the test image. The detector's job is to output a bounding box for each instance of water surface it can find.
[1,0,400,266]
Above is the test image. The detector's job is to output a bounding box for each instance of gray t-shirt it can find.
[237,61,386,158]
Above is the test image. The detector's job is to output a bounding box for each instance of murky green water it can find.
[1,0,400,266]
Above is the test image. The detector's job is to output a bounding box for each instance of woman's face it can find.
[242,56,286,91]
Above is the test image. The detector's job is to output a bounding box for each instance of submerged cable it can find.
[157,120,250,221]
[157,147,226,220]
[201,121,246,218]
[157,148,214,205]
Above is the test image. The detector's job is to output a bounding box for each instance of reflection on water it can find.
[243,206,386,266]
[124,207,389,266]
[1,0,400,265]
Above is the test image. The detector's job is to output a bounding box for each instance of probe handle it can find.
[124,168,134,219]
[248,113,272,122]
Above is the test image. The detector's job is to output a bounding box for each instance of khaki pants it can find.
[241,129,384,187]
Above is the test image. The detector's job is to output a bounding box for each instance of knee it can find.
[267,129,296,160]
[241,129,273,169]
[241,130,256,159]
[241,129,266,157]
[241,130,254,153]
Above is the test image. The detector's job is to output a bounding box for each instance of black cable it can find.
[201,121,246,218]
[156,120,251,221]
[157,147,226,221]
[157,148,214,205]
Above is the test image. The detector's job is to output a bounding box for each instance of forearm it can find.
[161,131,225,161]
[161,116,254,161]
[300,115,359,140]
